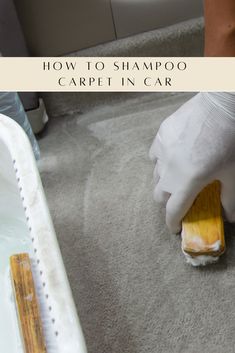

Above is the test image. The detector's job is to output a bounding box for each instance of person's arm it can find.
[204,0,235,56]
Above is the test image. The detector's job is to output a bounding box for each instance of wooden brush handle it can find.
[182,181,225,257]
[10,253,47,353]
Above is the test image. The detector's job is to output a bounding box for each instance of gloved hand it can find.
[149,92,235,233]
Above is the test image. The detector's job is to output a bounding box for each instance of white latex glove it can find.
[149,92,235,233]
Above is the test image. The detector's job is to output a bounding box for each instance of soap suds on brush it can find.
[182,250,219,267]
[181,233,221,266]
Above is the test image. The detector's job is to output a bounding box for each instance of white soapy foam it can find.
[182,233,222,266]
[183,251,219,267]
[188,237,221,252]
[210,240,221,251]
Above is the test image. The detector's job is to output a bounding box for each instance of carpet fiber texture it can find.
[38,92,235,353]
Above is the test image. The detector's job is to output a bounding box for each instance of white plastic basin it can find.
[0,114,87,353]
